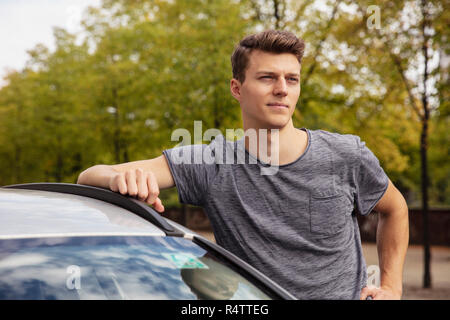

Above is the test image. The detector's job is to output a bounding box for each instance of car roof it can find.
[0,188,166,239]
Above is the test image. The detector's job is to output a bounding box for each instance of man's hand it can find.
[360,285,402,300]
[109,168,165,213]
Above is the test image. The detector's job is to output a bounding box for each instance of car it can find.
[0,182,295,300]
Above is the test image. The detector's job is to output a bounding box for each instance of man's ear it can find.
[230,78,241,101]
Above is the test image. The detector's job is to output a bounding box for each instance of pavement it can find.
[195,231,450,300]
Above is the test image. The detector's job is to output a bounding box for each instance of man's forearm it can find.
[77,165,117,189]
[376,207,409,296]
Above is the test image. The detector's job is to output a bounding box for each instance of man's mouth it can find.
[267,103,289,109]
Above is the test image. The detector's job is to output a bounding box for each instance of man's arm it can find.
[77,155,175,212]
[360,179,409,300]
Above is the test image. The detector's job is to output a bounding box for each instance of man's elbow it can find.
[379,199,408,220]
[377,191,409,236]
[393,193,409,219]
[376,181,408,218]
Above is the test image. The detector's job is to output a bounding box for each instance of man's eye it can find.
[260,76,273,79]
[288,78,299,82]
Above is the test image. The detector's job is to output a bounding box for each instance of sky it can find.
[0,0,101,84]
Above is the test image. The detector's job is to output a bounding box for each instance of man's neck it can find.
[243,120,308,166]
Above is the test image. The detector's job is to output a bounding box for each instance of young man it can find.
[77,30,409,300]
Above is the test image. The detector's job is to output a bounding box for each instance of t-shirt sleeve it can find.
[163,143,218,206]
[353,136,389,216]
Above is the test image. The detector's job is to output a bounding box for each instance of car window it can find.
[0,236,271,300]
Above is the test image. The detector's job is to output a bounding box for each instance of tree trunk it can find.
[181,203,187,227]
[14,144,21,183]
[55,133,63,182]
[273,0,281,29]
[420,0,431,289]
[112,87,121,163]
[420,119,431,288]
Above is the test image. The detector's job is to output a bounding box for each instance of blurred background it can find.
[0,0,448,299]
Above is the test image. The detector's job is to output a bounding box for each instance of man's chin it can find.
[261,118,292,130]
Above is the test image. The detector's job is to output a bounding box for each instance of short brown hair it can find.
[231,30,305,83]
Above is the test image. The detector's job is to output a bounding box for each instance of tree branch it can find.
[288,0,313,29]
[390,51,424,120]
[273,0,281,29]
[301,0,342,88]
[355,3,424,121]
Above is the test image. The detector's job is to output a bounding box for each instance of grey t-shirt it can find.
[163,128,389,299]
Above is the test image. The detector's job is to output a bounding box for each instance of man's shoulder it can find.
[308,128,361,160]
[310,128,359,145]
[164,133,238,167]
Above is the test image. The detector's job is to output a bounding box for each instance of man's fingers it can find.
[110,170,163,213]
[360,286,372,300]
[360,286,376,300]
[143,172,164,212]
[125,170,138,197]
[110,172,128,195]
[152,197,165,213]
[117,174,128,195]
[136,169,148,201]
[145,172,160,205]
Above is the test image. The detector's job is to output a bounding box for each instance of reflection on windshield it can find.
[0,236,270,300]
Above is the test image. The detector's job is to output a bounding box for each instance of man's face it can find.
[231,50,301,129]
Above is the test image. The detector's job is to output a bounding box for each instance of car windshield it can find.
[0,236,271,300]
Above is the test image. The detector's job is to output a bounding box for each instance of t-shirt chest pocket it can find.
[309,193,352,237]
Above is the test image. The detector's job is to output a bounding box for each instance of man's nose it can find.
[273,78,288,96]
